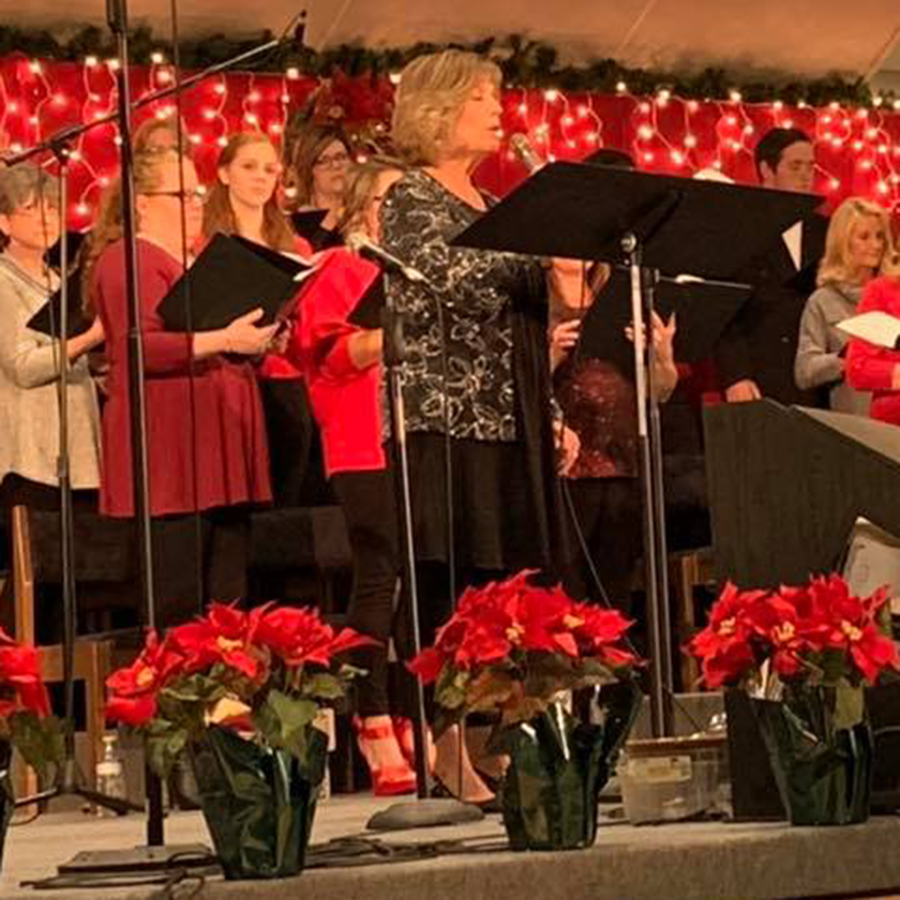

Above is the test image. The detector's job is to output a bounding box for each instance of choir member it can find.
[379,49,586,801]
[88,148,276,625]
[795,197,893,415]
[202,132,317,507]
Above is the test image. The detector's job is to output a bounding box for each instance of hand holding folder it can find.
[157,233,315,332]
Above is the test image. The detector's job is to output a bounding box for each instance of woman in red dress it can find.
[845,246,900,425]
[88,148,277,624]
[202,132,319,507]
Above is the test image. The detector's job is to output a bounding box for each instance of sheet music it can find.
[836,311,900,349]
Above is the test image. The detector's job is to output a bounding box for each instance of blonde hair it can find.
[818,197,896,286]
[203,132,296,252]
[339,156,407,237]
[82,148,183,310]
[391,49,502,166]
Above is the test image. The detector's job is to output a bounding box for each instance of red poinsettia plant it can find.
[409,571,638,728]
[105,603,374,774]
[0,628,62,779]
[687,574,899,694]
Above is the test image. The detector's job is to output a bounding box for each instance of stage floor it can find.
[3,795,900,900]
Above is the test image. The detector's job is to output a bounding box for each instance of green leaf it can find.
[256,690,318,765]
[9,713,64,783]
[302,673,346,701]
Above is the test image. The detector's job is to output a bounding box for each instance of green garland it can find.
[0,25,889,106]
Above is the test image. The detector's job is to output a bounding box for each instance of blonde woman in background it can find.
[795,197,895,415]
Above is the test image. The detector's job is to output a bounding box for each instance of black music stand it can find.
[452,161,820,736]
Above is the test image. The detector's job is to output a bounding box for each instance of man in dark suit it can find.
[717,127,828,406]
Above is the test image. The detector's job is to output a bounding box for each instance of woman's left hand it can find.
[554,421,581,475]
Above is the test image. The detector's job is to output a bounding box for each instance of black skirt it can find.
[400,284,571,581]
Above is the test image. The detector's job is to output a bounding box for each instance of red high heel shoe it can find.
[392,716,437,773]
[352,716,417,797]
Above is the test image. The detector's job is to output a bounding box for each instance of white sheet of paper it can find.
[836,311,900,348]
[782,221,803,270]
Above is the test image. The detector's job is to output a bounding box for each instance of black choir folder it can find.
[158,233,315,332]
[28,230,93,337]
[27,271,93,338]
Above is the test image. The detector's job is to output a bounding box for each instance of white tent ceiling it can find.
[1,0,899,84]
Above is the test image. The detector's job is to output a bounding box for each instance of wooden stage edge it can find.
[4,795,900,900]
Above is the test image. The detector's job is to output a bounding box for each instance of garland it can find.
[0,25,887,106]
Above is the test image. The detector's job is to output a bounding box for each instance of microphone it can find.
[510,133,545,174]
[346,232,428,284]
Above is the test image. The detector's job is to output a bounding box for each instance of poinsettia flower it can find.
[407,647,445,684]
[0,643,51,717]
[168,604,269,682]
[255,605,376,667]
[106,629,184,699]
[106,692,158,727]
[687,582,768,687]
[805,576,898,683]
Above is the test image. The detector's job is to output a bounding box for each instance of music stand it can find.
[452,161,820,735]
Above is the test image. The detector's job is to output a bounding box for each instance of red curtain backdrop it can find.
[1,55,899,227]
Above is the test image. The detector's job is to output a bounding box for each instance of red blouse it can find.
[286,250,384,477]
[257,234,315,380]
[94,238,272,517]
[846,276,900,426]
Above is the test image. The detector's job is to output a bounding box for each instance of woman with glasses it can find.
[0,162,104,634]
[285,124,352,251]
[202,132,319,507]
[88,148,277,625]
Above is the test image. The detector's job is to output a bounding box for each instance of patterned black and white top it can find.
[379,169,545,442]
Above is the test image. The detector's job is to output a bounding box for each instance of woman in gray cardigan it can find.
[0,163,104,595]
[795,197,894,415]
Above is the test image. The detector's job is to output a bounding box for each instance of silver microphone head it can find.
[510,133,543,173]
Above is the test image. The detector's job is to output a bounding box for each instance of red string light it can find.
[0,55,898,226]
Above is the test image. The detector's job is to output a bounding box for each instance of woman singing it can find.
[380,49,584,801]
[202,132,317,507]
[88,148,277,625]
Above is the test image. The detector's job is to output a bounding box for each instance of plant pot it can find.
[751,685,873,826]
[188,725,327,879]
[0,741,13,871]
[500,681,639,851]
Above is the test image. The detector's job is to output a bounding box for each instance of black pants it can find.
[150,508,251,629]
[565,476,643,612]
[260,378,331,507]
[331,469,401,716]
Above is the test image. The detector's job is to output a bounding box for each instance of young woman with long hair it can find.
[202,131,319,507]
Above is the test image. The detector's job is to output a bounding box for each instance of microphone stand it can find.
[6,138,139,819]
[3,6,303,868]
[366,273,482,832]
